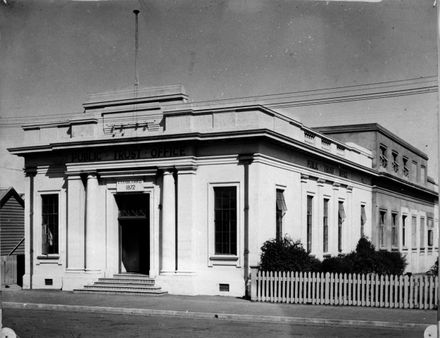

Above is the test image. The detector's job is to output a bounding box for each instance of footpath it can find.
[1,289,437,330]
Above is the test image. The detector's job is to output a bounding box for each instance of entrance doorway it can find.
[115,193,150,275]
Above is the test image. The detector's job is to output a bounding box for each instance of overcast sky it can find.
[0,0,437,192]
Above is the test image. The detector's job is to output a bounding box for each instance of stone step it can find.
[73,288,167,296]
[112,274,154,281]
[87,283,162,290]
[113,273,150,278]
[98,278,155,285]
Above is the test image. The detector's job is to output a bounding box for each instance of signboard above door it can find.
[116,180,144,192]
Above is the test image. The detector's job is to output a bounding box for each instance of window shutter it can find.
[361,205,367,225]
[276,190,287,216]
[338,202,346,223]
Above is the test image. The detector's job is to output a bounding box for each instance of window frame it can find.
[402,214,407,248]
[391,151,399,173]
[420,216,425,250]
[306,195,313,253]
[411,161,418,182]
[338,200,346,253]
[391,212,398,248]
[428,218,434,248]
[360,204,367,238]
[379,210,386,248]
[420,165,427,184]
[323,198,329,253]
[40,192,60,256]
[411,215,417,250]
[208,182,240,266]
[275,189,287,242]
[402,156,409,177]
[379,144,388,168]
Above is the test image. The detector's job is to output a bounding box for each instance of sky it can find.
[0,0,437,193]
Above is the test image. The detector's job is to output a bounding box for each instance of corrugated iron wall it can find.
[0,195,25,256]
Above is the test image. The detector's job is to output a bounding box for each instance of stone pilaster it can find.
[161,169,176,273]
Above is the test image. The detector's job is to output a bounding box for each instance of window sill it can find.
[37,255,59,260]
[36,255,61,265]
[209,255,239,267]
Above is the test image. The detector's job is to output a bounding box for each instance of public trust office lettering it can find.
[307,159,347,178]
[70,146,186,162]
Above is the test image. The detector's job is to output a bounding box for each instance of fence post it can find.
[385,275,389,308]
[400,275,404,309]
[429,275,434,310]
[423,275,427,309]
[250,267,258,301]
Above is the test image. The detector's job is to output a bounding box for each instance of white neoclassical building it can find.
[9,85,437,296]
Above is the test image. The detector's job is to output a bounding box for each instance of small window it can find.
[306,196,313,253]
[214,187,237,255]
[402,215,407,247]
[402,157,409,177]
[360,205,367,237]
[421,165,427,184]
[276,189,287,241]
[41,194,59,255]
[391,213,398,247]
[379,145,388,168]
[392,151,399,173]
[219,283,230,292]
[338,201,346,252]
[428,218,434,247]
[420,217,425,249]
[411,216,417,249]
[323,199,329,253]
[379,210,386,248]
[411,161,418,181]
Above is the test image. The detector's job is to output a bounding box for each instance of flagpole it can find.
[133,9,140,97]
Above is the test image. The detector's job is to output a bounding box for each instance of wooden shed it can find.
[0,187,25,287]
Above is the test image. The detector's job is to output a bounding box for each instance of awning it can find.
[338,202,346,223]
[276,190,287,216]
[361,206,367,225]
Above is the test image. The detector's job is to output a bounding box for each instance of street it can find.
[4,308,422,337]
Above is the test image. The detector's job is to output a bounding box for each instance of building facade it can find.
[315,124,438,273]
[8,86,437,296]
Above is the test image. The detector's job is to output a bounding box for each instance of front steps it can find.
[73,273,167,296]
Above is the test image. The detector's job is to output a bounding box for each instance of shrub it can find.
[427,260,438,275]
[320,255,354,273]
[319,238,406,275]
[259,236,321,272]
[373,250,407,275]
[259,236,407,275]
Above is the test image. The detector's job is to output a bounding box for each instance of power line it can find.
[0,76,437,128]
[0,167,23,172]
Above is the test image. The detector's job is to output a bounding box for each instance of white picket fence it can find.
[251,270,439,310]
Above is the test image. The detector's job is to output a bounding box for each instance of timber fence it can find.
[251,270,438,310]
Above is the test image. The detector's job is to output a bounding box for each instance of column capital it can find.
[175,165,198,175]
[25,167,37,177]
[66,173,83,180]
[161,168,175,176]
[317,178,325,186]
[346,185,353,193]
[86,171,98,179]
[238,153,254,164]
[300,174,309,183]
[333,182,340,190]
